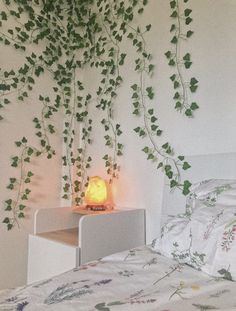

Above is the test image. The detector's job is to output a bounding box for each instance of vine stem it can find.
[11,146,28,228]
[96,14,123,182]
[136,28,181,182]
[41,101,51,149]
[175,0,188,111]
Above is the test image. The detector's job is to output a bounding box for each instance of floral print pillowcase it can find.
[152,179,236,281]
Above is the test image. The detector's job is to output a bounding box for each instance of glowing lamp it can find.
[85,176,112,211]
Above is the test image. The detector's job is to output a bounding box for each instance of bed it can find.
[1,153,236,311]
[1,245,236,311]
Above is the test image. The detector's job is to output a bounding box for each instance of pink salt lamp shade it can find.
[85,176,113,210]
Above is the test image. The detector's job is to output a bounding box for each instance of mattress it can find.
[0,245,236,310]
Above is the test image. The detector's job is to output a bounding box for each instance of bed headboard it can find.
[161,152,236,220]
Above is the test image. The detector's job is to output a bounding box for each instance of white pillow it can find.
[152,179,236,281]
[187,179,236,209]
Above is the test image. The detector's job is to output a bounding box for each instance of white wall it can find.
[1,0,236,289]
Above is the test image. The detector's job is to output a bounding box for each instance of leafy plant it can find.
[128,20,192,194]
[0,0,149,228]
[0,0,195,230]
[165,0,199,117]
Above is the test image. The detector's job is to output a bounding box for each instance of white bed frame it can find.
[162,152,236,220]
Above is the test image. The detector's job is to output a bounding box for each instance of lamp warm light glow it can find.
[85,176,112,210]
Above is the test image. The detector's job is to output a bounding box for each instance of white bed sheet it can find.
[0,245,236,311]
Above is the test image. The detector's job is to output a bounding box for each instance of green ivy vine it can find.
[128,23,192,195]
[0,0,194,230]
[165,0,199,116]
[0,0,152,229]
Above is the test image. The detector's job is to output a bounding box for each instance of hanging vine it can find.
[128,22,192,194]
[0,0,150,229]
[165,0,199,116]
[0,0,195,230]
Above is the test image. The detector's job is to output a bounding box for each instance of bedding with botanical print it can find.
[1,245,236,310]
[152,179,236,281]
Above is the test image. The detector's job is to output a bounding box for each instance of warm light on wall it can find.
[85,176,113,210]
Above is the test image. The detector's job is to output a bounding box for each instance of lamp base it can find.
[86,204,107,211]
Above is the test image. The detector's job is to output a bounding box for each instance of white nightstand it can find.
[27,207,145,284]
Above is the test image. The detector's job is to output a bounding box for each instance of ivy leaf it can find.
[190,102,199,110]
[170,74,176,81]
[186,30,194,38]
[15,141,22,147]
[132,92,139,99]
[1,11,7,20]
[185,108,192,117]
[183,180,192,195]
[190,85,198,92]
[7,223,13,230]
[171,36,178,44]
[3,217,10,225]
[151,116,157,123]
[151,124,158,131]
[165,51,171,59]
[170,24,176,32]
[146,87,154,99]
[162,143,169,149]
[168,59,175,66]
[183,161,191,170]
[173,92,180,99]
[174,81,180,89]
[148,64,154,73]
[21,137,27,143]
[170,11,177,18]
[139,129,146,137]
[170,180,178,188]
[27,147,34,156]
[142,146,149,153]
[183,53,191,61]
[184,9,192,16]
[170,1,176,9]
[185,17,193,25]
[147,153,155,160]
[184,61,192,69]
[18,212,25,218]
[190,77,198,85]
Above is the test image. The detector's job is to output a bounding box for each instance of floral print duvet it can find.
[0,245,236,311]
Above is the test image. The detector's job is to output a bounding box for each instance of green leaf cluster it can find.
[166,0,199,117]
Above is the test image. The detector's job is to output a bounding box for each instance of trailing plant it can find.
[128,24,192,194]
[0,0,150,229]
[4,139,36,230]
[0,0,195,230]
[165,0,199,116]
